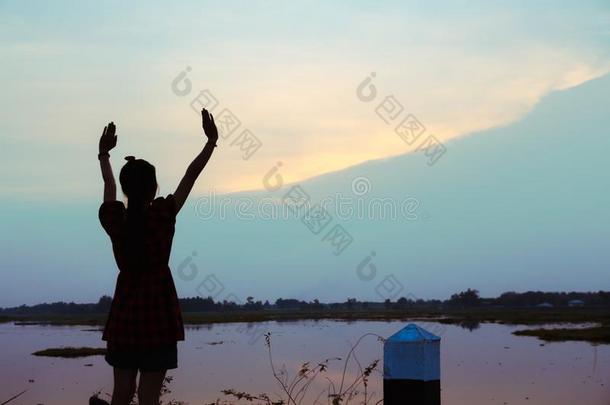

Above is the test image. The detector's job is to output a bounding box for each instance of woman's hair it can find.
[119,156,158,207]
[119,156,158,272]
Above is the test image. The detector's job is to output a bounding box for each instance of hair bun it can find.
[125,156,136,162]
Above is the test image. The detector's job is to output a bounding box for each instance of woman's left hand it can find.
[201,109,218,143]
[99,122,118,153]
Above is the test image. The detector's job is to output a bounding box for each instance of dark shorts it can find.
[105,343,178,372]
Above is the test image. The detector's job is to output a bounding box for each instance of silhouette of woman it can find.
[94,109,218,405]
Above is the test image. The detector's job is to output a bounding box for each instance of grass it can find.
[4,306,610,325]
[32,347,107,358]
[513,325,610,343]
[6,306,610,344]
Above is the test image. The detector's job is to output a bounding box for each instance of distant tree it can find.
[449,289,481,307]
[310,299,324,310]
[275,298,304,309]
[180,296,218,312]
[97,295,112,312]
[345,298,358,310]
[395,297,408,309]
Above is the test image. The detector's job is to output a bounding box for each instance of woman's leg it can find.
[137,370,167,405]
[110,368,137,405]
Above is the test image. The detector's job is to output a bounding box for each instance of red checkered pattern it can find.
[99,194,185,350]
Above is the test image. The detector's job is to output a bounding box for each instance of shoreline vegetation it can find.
[32,347,106,358]
[5,307,610,345]
[4,289,610,344]
[512,325,610,343]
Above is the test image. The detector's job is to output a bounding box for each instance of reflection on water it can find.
[0,320,609,404]
[449,319,481,331]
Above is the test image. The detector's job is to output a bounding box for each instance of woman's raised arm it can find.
[174,108,218,214]
[98,122,118,202]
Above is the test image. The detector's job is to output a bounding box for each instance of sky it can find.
[1,1,610,306]
[2,0,610,196]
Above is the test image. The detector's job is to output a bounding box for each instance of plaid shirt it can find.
[99,194,185,349]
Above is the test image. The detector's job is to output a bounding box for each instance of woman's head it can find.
[119,156,156,271]
[119,156,158,208]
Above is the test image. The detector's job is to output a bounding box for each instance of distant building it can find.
[536,302,554,308]
[568,299,585,307]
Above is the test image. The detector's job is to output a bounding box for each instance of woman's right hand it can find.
[99,122,118,154]
[201,108,218,143]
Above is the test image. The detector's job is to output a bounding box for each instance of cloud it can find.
[1,1,610,196]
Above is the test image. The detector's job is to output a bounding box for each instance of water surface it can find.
[0,320,608,404]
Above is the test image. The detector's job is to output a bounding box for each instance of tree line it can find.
[1,289,609,315]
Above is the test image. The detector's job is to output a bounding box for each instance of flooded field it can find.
[0,320,608,404]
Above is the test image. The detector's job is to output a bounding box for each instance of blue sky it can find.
[1,1,610,305]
